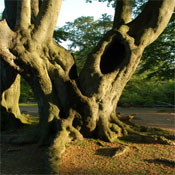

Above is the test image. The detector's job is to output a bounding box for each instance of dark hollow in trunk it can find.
[100,36,128,74]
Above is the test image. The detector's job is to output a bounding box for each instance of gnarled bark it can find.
[1,1,22,131]
[0,0,174,174]
[0,61,22,130]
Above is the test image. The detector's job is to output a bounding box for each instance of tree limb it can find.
[128,0,175,47]
[32,0,62,42]
[113,0,133,29]
[0,20,22,72]
[18,0,31,29]
[31,0,40,23]
[0,20,16,47]
[0,48,22,72]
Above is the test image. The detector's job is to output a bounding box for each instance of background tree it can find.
[138,15,175,80]
[20,77,35,102]
[0,0,174,173]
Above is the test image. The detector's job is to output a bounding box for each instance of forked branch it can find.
[32,0,62,42]
[113,0,133,29]
[31,0,40,22]
[18,0,31,29]
[0,20,16,47]
[128,0,175,47]
[0,20,21,72]
[0,49,22,72]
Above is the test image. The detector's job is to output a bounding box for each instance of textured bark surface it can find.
[0,64,22,130]
[0,2,23,130]
[0,0,174,174]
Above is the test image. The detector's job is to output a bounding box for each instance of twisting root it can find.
[112,146,130,157]
[109,113,175,145]
[48,111,174,173]
[48,109,83,174]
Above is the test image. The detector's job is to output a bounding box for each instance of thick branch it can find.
[113,0,133,29]
[0,20,21,72]
[31,0,39,23]
[32,0,62,42]
[0,20,16,47]
[0,49,22,72]
[18,0,31,29]
[128,0,175,47]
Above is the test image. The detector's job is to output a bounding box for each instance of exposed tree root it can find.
[95,112,175,147]
[110,113,174,145]
[3,111,173,174]
[47,112,175,174]
[48,127,83,174]
[112,145,130,157]
[48,109,83,174]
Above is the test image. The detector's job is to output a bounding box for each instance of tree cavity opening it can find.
[100,37,128,74]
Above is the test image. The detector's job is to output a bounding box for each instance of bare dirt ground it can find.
[117,107,175,131]
[1,107,175,175]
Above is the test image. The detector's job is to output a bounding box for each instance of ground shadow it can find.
[96,147,117,157]
[145,159,175,168]
[119,128,175,144]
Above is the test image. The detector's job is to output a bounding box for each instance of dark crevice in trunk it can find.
[59,109,67,119]
[0,60,17,92]
[69,63,78,80]
[100,37,128,74]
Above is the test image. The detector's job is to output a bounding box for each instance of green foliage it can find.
[53,28,70,43]
[56,14,112,49]
[119,78,175,106]
[20,78,35,103]
[137,15,175,80]
[86,0,115,7]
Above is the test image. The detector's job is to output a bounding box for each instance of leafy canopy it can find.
[138,15,175,80]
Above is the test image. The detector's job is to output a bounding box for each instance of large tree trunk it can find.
[0,0,174,173]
